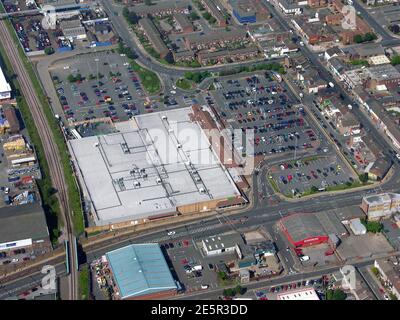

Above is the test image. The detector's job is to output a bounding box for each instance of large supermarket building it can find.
[69,107,246,227]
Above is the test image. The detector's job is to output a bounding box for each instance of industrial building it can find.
[0,203,51,253]
[229,0,257,24]
[3,106,20,134]
[349,218,367,235]
[69,107,244,227]
[104,244,177,300]
[201,233,244,256]
[0,66,12,101]
[277,288,320,300]
[361,193,400,220]
[60,19,87,41]
[278,209,350,248]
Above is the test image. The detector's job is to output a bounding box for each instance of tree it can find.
[363,32,376,42]
[311,186,319,193]
[223,288,236,297]
[234,285,246,295]
[391,55,400,66]
[359,173,368,183]
[371,267,379,277]
[326,289,347,300]
[44,47,54,55]
[389,24,400,34]
[189,12,200,21]
[353,34,363,43]
[217,271,227,281]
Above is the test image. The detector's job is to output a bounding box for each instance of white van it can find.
[300,255,310,262]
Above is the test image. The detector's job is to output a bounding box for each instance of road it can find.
[0,22,78,300]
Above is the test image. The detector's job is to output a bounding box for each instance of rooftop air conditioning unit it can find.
[162,115,167,120]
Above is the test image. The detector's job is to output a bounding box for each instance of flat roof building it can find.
[229,0,257,24]
[0,66,12,101]
[69,108,243,226]
[0,203,51,253]
[277,288,320,300]
[105,244,177,300]
[201,233,244,256]
[361,193,400,220]
[279,212,329,248]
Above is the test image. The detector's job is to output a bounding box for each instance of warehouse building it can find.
[69,107,244,227]
[60,19,87,41]
[279,213,329,248]
[361,193,400,220]
[201,233,244,256]
[0,203,51,253]
[278,209,351,248]
[105,244,177,300]
[0,66,12,101]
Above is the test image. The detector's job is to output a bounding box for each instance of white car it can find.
[170,90,176,95]
[167,231,176,236]
[396,153,400,160]
[384,294,390,300]
[299,255,310,262]
[201,284,209,290]
[11,258,19,263]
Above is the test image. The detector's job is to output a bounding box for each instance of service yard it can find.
[162,239,221,293]
[209,73,323,157]
[268,155,358,197]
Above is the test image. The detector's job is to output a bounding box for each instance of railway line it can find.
[0,22,78,299]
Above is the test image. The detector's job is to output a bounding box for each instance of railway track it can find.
[0,22,78,299]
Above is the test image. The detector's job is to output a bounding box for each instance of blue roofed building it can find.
[229,0,257,24]
[105,244,177,300]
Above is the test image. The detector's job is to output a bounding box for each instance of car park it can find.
[211,73,320,156]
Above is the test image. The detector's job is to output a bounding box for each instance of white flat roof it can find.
[277,288,320,300]
[69,108,240,225]
[0,66,11,94]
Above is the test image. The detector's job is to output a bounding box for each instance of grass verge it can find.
[79,265,90,300]
[176,78,194,90]
[130,60,161,95]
